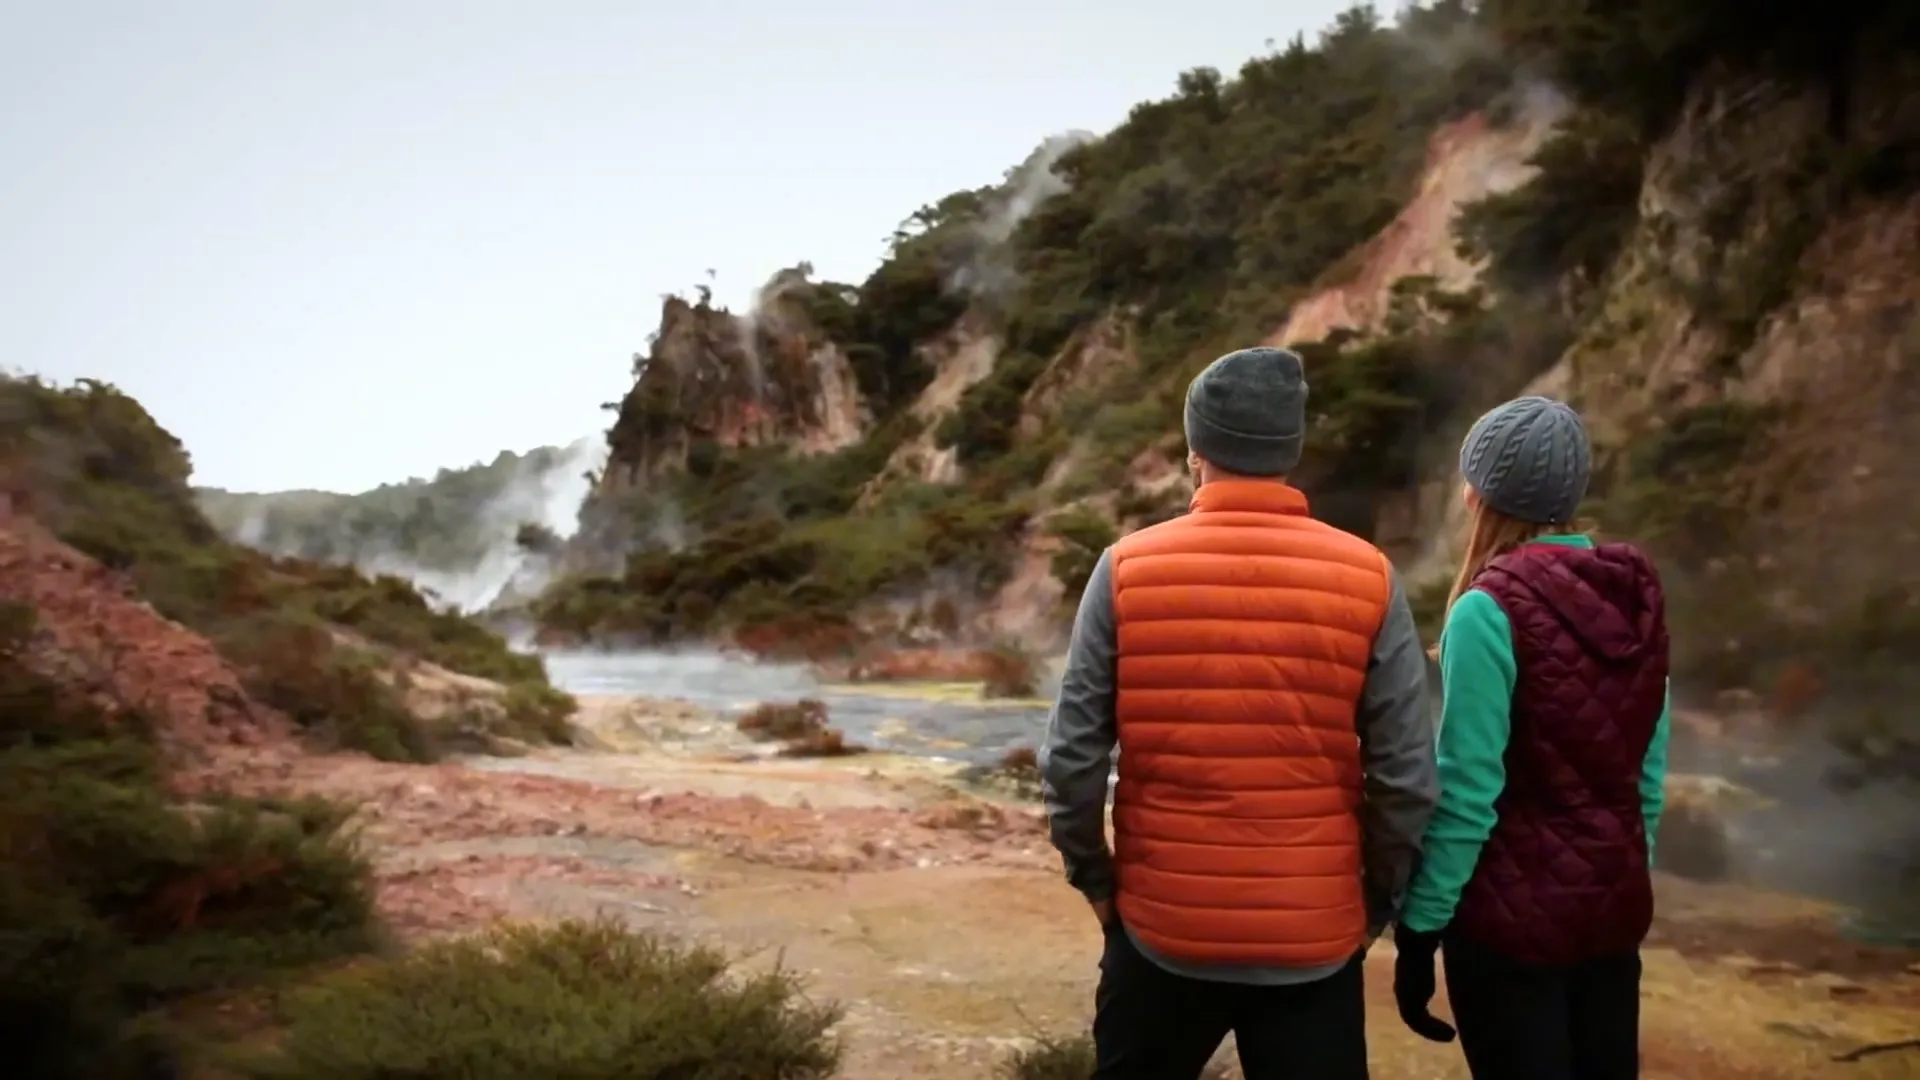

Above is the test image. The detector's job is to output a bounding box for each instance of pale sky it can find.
[2,0,1357,493]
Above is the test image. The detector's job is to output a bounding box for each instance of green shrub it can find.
[0,603,383,1079]
[1046,509,1119,605]
[1593,400,1781,566]
[981,641,1042,699]
[217,616,438,763]
[499,680,579,746]
[244,918,843,1080]
[1455,107,1646,306]
[1004,1034,1098,1079]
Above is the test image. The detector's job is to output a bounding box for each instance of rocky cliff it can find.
[540,2,1920,750]
[599,271,867,494]
[1552,58,1920,720]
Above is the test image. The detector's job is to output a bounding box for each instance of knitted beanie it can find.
[1183,347,1309,477]
[1458,396,1591,524]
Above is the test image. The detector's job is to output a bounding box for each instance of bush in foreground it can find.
[0,603,382,1079]
[241,918,843,1080]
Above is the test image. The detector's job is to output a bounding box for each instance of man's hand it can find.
[1089,897,1114,927]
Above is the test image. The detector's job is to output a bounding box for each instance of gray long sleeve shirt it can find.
[1038,548,1439,985]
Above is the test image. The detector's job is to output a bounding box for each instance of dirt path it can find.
[257,696,1920,1079]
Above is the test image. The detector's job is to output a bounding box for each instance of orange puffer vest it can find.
[1110,480,1392,967]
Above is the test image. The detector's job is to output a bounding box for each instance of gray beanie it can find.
[1458,396,1591,524]
[1184,347,1308,477]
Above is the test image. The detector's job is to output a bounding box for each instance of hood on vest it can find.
[1496,542,1663,662]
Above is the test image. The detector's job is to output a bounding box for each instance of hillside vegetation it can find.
[0,376,575,761]
[540,2,1920,757]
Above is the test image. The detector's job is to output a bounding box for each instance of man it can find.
[1039,346,1439,1080]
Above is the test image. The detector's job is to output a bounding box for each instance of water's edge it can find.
[542,650,1049,766]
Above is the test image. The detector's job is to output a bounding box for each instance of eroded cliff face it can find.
[1385,60,1920,680]
[986,312,1156,649]
[1269,96,1567,350]
[857,309,1162,651]
[1551,65,1920,645]
[598,270,867,495]
[857,315,1001,501]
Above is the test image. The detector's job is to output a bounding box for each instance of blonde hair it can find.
[1443,496,1578,614]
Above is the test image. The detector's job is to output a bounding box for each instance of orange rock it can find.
[0,508,292,763]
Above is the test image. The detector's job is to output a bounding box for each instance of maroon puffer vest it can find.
[1449,540,1670,966]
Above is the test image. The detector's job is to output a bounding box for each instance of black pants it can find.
[1092,922,1369,1079]
[1442,936,1641,1080]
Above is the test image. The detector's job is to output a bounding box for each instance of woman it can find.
[1392,396,1673,1080]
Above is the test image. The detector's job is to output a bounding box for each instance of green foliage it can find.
[1592,400,1781,566]
[993,3,1507,377]
[936,351,1051,465]
[787,190,993,415]
[540,417,1032,646]
[1045,508,1119,605]
[1456,107,1647,302]
[0,603,383,1078]
[1287,293,1572,539]
[243,918,842,1080]
[545,1,1920,664]
[540,481,1029,646]
[0,376,574,761]
[1478,1,1920,137]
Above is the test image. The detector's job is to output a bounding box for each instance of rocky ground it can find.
[189,696,1920,1079]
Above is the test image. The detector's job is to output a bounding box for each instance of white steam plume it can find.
[948,132,1095,300]
[364,436,608,613]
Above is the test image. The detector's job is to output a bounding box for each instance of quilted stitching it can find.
[1449,541,1670,966]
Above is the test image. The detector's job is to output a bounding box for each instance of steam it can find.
[947,132,1095,300]
[435,435,607,612]
[238,436,611,615]
[732,266,814,403]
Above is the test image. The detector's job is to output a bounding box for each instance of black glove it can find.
[1391,925,1457,1043]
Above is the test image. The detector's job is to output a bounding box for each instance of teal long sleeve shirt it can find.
[1400,535,1672,934]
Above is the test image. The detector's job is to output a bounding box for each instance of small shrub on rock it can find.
[737,698,833,741]
[736,698,867,757]
[1657,797,1733,882]
[1004,1034,1096,1079]
[998,745,1040,777]
[981,642,1040,699]
[221,617,437,763]
[779,726,866,758]
[244,918,843,1080]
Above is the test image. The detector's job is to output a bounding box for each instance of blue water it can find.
[540,649,1049,765]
